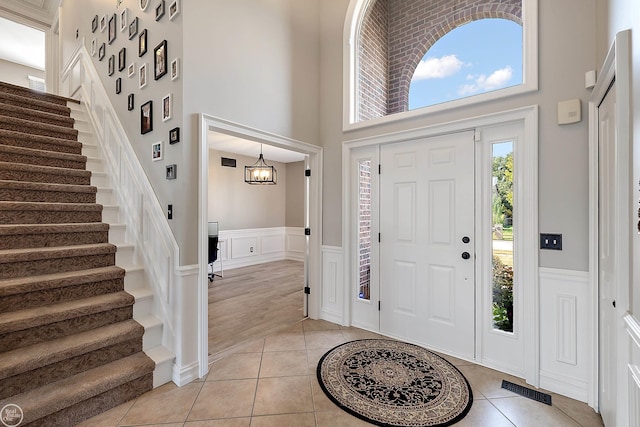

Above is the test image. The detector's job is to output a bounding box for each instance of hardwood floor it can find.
[208,259,305,357]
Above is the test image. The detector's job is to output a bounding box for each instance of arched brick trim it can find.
[354,0,523,120]
[357,0,389,121]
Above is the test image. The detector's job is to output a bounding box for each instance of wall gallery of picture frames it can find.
[90,0,181,178]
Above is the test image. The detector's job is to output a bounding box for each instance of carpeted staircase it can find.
[0,81,156,426]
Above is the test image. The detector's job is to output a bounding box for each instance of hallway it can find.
[80,319,604,426]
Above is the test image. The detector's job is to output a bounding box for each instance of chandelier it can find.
[244,144,277,185]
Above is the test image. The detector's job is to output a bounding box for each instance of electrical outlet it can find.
[540,233,562,250]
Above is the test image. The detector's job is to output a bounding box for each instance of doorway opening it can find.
[198,115,323,367]
[0,16,46,90]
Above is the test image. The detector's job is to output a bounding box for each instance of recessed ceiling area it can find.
[0,16,45,70]
[208,131,307,164]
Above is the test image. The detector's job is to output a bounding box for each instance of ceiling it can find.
[208,131,307,164]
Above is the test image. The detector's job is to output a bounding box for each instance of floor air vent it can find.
[501,380,552,405]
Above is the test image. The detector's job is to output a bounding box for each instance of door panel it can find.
[380,131,475,358]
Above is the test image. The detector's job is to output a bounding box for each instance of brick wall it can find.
[357,0,522,119]
[358,0,388,122]
[358,160,372,300]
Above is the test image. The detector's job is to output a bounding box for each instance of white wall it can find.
[0,59,44,88]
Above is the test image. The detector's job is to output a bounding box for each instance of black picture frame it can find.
[138,29,147,57]
[154,40,167,80]
[118,47,126,71]
[108,55,115,76]
[108,13,117,44]
[128,17,138,40]
[92,15,98,33]
[169,127,180,144]
[128,93,135,111]
[155,0,165,21]
[166,164,177,180]
[97,43,105,60]
[116,77,122,94]
[141,100,153,134]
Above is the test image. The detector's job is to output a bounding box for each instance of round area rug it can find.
[317,339,473,427]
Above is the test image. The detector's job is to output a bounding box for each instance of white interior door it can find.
[598,83,616,427]
[379,132,475,358]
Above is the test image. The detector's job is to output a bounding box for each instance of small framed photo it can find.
[90,38,97,56]
[152,141,163,161]
[154,40,167,80]
[155,0,165,21]
[119,8,127,32]
[169,0,179,20]
[169,127,180,144]
[98,42,106,60]
[139,63,148,88]
[141,100,153,134]
[128,62,135,77]
[92,15,98,33]
[166,164,177,180]
[128,17,138,40]
[108,55,115,76]
[116,77,122,94]
[128,93,135,111]
[100,14,107,32]
[118,47,126,71]
[138,29,147,57]
[161,93,172,122]
[108,14,116,44]
[140,0,150,11]
[170,57,179,80]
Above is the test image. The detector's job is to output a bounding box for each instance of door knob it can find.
[462,236,470,244]
[461,252,470,260]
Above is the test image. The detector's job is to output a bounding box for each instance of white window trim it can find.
[342,0,538,131]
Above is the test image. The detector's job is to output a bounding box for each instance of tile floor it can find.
[79,319,604,426]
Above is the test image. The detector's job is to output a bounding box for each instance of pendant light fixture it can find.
[244,144,277,185]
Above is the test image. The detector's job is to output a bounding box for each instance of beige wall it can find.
[208,150,304,230]
[0,59,44,88]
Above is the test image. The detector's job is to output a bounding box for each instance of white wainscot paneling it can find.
[321,246,343,324]
[625,313,640,426]
[286,227,306,261]
[216,227,303,270]
[539,268,590,402]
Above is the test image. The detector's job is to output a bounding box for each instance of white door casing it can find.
[379,132,476,359]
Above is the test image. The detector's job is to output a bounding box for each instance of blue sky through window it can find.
[409,19,523,110]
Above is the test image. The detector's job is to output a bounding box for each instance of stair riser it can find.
[0,306,133,351]
[0,230,108,250]
[0,84,70,107]
[0,133,82,155]
[0,151,86,170]
[0,188,96,204]
[0,338,142,400]
[0,169,90,185]
[0,94,70,117]
[0,108,75,129]
[0,121,77,141]
[0,278,123,313]
[0,253,115,280]
[0,210,102,224]
[23,374,153,427]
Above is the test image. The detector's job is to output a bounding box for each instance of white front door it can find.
[379,131,475,358]
[598,83,616,427]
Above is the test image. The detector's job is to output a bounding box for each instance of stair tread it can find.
[0,102,75,126]
[145,345,174,363]
[0,291,134,335]
[0,128,82,151]
[0,242,116,264]
[0,81,80,105]
[0,143,86,162]
[0,161,90,177]
[0,265,125,296]
[0,201,103,211]
[0,222,109,236]
[0,180,97,194]
[0,319,143,380]
[0,352,154,424]
[0,91,72,115]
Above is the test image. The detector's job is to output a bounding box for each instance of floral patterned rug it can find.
[317,339,473,427]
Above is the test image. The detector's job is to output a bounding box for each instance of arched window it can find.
[344,0,537,128]
[409,19,523,110]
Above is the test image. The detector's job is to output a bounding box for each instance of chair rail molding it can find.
[60,40,202,386]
